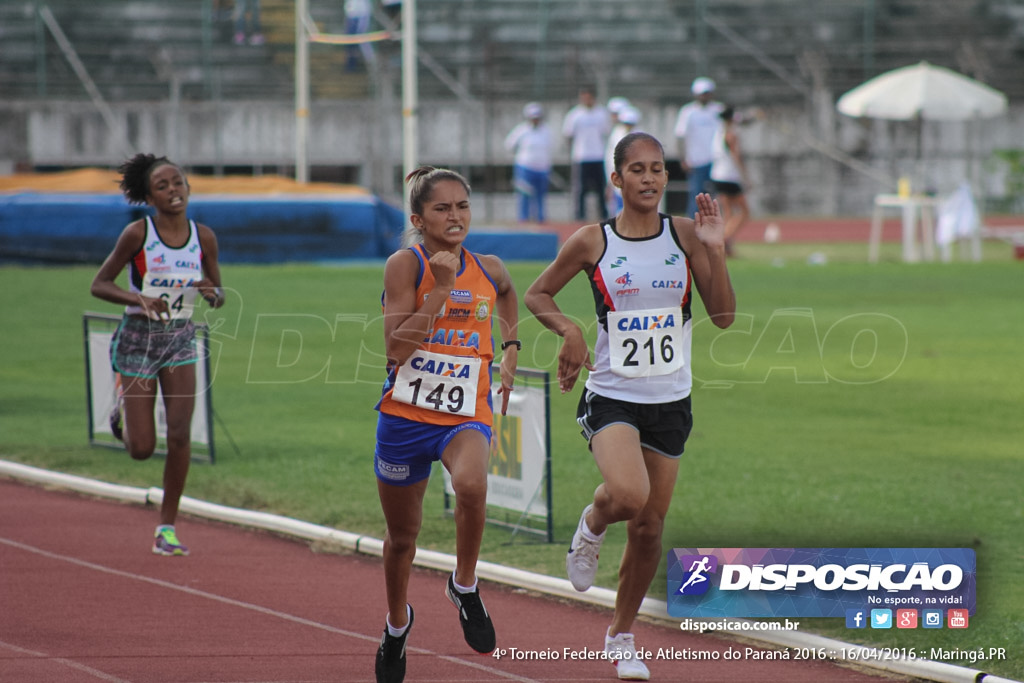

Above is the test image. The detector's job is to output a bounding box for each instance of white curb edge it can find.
[2,460,1016,683]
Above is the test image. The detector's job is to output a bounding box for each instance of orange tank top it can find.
[377,244,498,426]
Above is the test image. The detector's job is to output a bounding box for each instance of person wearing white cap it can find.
[674,77,724,219]
[504,102,556,224]
[607,97,631,120]
[604,105,641,216]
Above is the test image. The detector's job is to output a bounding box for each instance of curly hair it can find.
[402,166,472,247]
[117,153,179,205]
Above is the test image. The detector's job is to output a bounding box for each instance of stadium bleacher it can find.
[1,0,1022,221]
[3,1,1022,106]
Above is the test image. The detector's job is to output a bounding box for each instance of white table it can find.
[868,194,941,263]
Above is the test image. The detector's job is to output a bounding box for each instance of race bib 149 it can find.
[392,350,480,417]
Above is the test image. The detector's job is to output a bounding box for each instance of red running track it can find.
[0,478,901,683]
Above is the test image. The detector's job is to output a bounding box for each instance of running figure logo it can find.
[677,554,718,595]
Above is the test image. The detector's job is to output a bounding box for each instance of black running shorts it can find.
[576,389,693,458]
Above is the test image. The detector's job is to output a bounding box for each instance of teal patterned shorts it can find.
[110,315,197,379]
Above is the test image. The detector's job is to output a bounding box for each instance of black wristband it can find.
[501,339,521,351]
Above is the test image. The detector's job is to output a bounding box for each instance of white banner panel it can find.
[443,369,551,538]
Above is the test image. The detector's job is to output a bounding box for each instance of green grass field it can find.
[2,241,1022,678]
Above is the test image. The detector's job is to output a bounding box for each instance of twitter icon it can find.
[870,609,892,629]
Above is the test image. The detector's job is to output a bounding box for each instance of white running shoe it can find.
[566,504,604,591]
[605,631,650,681]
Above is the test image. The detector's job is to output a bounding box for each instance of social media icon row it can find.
[846,608,968,629]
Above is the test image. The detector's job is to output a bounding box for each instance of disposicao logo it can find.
[676,555,718,595]
[667,548,976,619]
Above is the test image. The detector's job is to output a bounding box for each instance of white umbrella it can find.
[838,61,1008,194]
[837,61,1008,121]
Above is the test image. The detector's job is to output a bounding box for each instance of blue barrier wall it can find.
[187,195,403,263]
[0,194,557,263]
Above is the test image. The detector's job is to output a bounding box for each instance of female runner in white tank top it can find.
[91,154,225,557]
[525,132,735,681]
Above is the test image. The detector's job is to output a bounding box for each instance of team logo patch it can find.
[376,458,410,481]
[475,301,489,321]
[613,271,640,297]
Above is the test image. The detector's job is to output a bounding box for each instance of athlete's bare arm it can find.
[382,248,457,365]
[672,194,736,329]
[91,220,170,319]
[524,224,603,393]
[194,224,225,308]
[480,254,519,415]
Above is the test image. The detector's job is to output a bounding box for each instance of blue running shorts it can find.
[374,412,492,486]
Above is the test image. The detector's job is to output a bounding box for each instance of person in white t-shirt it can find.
[505,102,556,224]
[345,0,375,71]
[562,86,612,221]
[674,77,724,219]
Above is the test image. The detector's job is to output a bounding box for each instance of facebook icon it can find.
[846,609,866,629]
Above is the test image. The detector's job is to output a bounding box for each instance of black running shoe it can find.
[375,606,413,683]
[445,574,496,654]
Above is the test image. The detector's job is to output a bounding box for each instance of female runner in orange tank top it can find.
[372,167,519,683]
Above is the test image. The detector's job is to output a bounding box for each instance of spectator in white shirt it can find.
[345,0,374,71]
[562,86,611,221]
[674,77,724,218]
[505,102,556,224]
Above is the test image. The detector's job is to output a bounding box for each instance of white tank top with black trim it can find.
[584,215,694,403]
[125,217,204,320]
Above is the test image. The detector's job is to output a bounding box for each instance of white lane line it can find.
[0,537,539,683]
[0,639,133,682]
